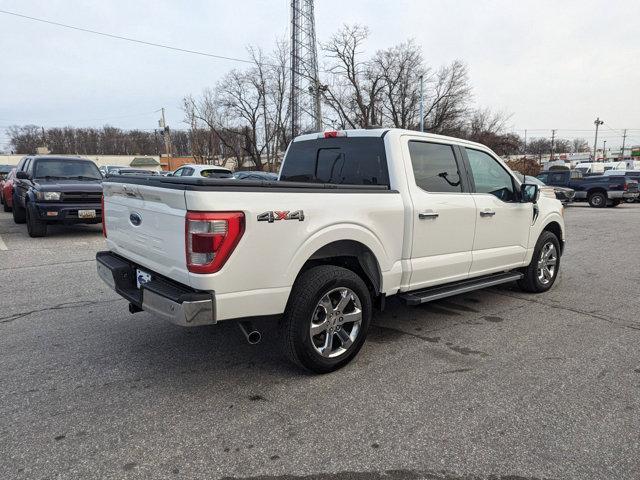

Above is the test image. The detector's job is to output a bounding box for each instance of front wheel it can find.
[12,195,26,223]
[518,231,561,293]
[280,265,372,373]
[26,202,47,237]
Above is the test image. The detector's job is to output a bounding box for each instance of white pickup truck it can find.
[97,128,565,373]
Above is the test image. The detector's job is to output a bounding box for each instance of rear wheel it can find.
[12,194,26,223]
[588,191,607,208]
[2,194,10,212]
[518,231,561,293]
[280,265,372,373]
[26,202,47,237]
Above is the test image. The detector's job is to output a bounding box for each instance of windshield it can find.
[34,159,102,180]
[525,176,546,186]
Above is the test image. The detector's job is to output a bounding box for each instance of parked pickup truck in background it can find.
[538,169,639,207]
[12,155,103,237]
[97,129,566,373]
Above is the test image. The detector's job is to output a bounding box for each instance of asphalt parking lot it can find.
[1,204,639,480]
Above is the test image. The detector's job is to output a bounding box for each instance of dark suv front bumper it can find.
[96,251,216,326]
[34,202,102,224]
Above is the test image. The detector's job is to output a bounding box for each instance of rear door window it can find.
[408,141,463,193]
[549,173,565,183]
[280,137,389,186]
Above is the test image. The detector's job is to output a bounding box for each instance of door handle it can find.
[419,211,439,219]
[480,210,496,217]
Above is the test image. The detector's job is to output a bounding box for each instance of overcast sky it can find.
[1,0,639,150]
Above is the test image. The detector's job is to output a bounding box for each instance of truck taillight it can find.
[185,212,244,274]
[623,182,628,191]
[101,195,107,237]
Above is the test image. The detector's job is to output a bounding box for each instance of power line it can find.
[0,9,256,65]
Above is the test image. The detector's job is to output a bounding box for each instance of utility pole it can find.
[593,117,604,162]
[524,129,527,155]
[419,75,424,132]
[603,140,607,161]
[158,108,172,157]
[550,129,556,162]
[621,129,627,159]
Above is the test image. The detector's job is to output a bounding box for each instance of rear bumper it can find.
[34,202,102,224]
[608,191,639,200]
[96,251,216,326]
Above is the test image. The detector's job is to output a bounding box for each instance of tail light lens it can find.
[623,182,628,191]
[101,195,107,237]
[185,212,244,274]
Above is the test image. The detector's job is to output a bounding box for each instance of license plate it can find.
[136,269,152,289]
[78,209,96,219]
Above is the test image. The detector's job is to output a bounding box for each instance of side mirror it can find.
[521,183,540,203]
[16,171,31,180]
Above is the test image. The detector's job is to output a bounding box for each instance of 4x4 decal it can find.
[257,210,305,223]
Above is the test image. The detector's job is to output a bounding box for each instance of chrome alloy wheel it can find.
[310,287,363,358]
[537,242,557,285]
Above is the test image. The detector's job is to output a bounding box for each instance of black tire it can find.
[2,199,10,212]
[518,231,561,293]
[588,191,607,208]
[608,200,621,208]
[625,198,635,204]
[280,265,372,374]
[26,202,47,237]
[12,194,26,223]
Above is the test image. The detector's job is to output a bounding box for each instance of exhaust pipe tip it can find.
[238,321,262,345]
[247,330,262,345]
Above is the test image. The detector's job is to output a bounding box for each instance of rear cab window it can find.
[280,137,389,187]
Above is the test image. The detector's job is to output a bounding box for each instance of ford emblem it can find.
[129,212,142,226]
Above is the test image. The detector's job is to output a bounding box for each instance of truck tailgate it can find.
[103,182,190,285]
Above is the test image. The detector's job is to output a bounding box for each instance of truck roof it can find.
[293,128,491,151]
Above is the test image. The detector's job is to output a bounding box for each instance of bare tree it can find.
[321,24,385,128]
[423,60,472,134]
[571,137,589,153]
[373,40,426,129]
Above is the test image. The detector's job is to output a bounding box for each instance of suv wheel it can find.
[12,194,26,223]
[518,231,561,293]
[280,265,372,373]
[26,202,47,237]
[2,194,10,212]
[588,191,606,208]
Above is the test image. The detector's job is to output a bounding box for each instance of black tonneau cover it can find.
[103,175,395,193]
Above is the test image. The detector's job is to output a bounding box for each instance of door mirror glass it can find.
[521,183,539,203]
[16,171,31,180]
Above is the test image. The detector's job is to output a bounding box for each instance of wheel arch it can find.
[541,219,564,254]
[286,224,390,298]
[302,240,383,295]
[587,187,607,197]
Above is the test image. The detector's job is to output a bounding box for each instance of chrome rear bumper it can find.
[96,251,216,327]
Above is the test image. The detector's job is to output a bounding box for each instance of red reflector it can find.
[190,233,225,253]
[324,131,338,138]
[101,195,107,238]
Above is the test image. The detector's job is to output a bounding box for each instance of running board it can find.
[398,272,523,306]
